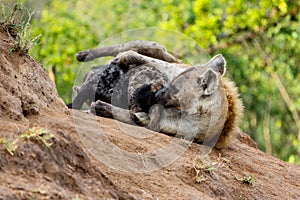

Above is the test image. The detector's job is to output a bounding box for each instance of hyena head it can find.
[156,54,227,113]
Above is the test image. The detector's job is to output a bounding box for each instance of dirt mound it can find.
[0,28,66,121]
[0,26,300,200]
[0,27,133,200]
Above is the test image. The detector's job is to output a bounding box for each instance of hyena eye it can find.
[109,88,114,94]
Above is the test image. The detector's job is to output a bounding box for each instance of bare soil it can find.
[0,27,299,200]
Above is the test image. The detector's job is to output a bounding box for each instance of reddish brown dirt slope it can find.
[0,26,299,200]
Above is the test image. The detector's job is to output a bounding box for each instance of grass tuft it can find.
[20,127,55,148]
[236,175,256,186]
[0,1,41,55]
[0,127,55,157]
[6,140,18,156]
[192,155,221,183]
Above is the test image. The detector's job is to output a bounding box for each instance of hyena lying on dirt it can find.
[71,41,243,149]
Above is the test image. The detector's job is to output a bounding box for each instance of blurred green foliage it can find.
[25,0,300,164]
[29,0,98,102]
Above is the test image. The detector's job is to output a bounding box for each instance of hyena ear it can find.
[200,69,219,95]
[206,54,226,76]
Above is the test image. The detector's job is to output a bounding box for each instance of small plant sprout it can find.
[236,175,256,186]
[1,137,18,156]
[192,155,220,183]
[6,140,18,156]
[20,127,54,148]
[221,157,231,164]
[194,156,218,175]
[217,153,232,164]
[195,174,207,184]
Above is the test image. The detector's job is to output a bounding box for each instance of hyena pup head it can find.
[156,54,227,113]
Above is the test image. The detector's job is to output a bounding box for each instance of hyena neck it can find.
[216,79,243,149]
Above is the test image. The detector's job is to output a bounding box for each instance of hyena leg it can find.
[76,40,179,63]
[71,85,94,109]
[90,100,136,125]
[110,50,148,68]
[111,50,184,80]
[134,104,181,135]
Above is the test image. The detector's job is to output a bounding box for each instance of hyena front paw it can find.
[134,112,150,126]
[90,100,113,118]
[76,50,91,62]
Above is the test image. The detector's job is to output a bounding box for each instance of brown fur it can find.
[215,79,243,149]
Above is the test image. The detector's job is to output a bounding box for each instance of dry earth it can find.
[0,26,299,200]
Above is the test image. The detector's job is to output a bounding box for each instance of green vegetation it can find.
[5,140,18,156]
[20,127,54,148]
[0,126,54,156]
[193,156,220,183]
[28,0,98,101]
[236,175,256,186]
[1,0,299,164]
[0,137,18,156]
[0,1,40,55]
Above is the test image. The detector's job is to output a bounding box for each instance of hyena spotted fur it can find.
[71,40,243,149]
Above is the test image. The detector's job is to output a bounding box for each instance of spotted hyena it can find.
[71,41,243,148]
